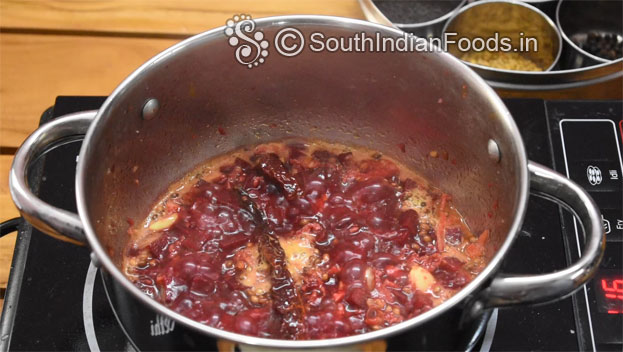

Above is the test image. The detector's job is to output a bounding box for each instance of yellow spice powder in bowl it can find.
[442,1,562,72]
[460,51,543,71]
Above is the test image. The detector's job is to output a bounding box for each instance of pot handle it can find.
[476,161,605,310]
[9,111,97,246]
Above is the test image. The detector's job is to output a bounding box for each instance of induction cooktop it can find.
[0,97,621,351]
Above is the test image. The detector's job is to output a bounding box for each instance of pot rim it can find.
[367,0,468,29]
[75,15,529,348]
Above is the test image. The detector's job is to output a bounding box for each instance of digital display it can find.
[594,270,623,314]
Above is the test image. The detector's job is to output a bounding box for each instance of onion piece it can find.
[148,213,178,231]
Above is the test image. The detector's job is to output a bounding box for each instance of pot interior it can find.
[79,19,526,282]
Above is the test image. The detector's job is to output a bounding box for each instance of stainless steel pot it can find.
[9,16,604,349]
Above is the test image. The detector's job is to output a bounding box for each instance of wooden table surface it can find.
[0,0,620,310]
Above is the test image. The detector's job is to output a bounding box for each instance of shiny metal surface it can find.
[141,98,160,120]
[474,59,623,90]
[443,0,562,72]
[476,162,605,309]
[360,0,623,90]
[9,111,97,245]
[358,0,466,37]
[440,0,623,90]
[8,15,603,348]
[443,1,623,91]
[556,0,623,69]
[357,0,395,28]
[487,139,501,163]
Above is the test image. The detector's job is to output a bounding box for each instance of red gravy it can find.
[124,140,489,340]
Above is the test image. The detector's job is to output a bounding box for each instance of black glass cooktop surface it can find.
[0,97,621,351]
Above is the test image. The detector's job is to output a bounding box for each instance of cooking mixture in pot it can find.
[124,140,490,339]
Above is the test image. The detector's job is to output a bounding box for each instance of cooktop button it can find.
[569,161,622,193]
[601,209,623,243]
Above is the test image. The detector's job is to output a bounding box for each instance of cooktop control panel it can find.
[548,100,623,351]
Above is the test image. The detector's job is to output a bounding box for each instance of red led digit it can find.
[596,274,623,314]
[601,278,623,307]
[601,279,613,292]
[601,279,623,299]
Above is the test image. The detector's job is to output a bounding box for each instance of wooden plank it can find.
[2,31,620,149]
[0,33,180,148]
[0,0,365,36]
[0,155,18,220]
[0,155,18,298]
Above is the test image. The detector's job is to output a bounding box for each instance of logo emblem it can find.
[224,15,269,68]
[150,314,175,336]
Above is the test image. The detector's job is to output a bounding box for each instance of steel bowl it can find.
[442,0,562,72]
[358,0,466,37]
[361,0,623,91]
[556,0,623,69]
